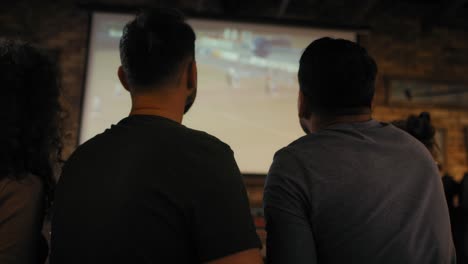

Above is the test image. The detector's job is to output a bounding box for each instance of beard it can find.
[184,88,197,114]
[299,117,311,135]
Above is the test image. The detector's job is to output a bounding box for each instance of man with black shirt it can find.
[51,9,262,264]
[263,38,456,264]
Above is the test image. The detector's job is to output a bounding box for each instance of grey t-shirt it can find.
[264,120,456,264]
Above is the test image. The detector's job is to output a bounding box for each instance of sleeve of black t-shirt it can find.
[264,148,317,264]
[191,145,261,262]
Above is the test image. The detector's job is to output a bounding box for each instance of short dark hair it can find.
[119,9,196,88]
[0,39,62,208]
[298,37,377,115]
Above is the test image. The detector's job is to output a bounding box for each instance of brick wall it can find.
[361,18,468,180]
[2,1,468,180]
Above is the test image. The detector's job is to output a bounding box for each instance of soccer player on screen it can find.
[51,9,262,264]
[263,38,456,264]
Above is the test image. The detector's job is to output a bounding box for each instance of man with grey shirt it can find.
[264,37,456,264]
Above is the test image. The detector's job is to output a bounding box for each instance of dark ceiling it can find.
[32,0,454,31]
[3,0,468,30]
[207,0,468,30]
[78,0,468,31]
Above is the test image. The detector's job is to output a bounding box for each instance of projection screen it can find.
[80,12,357,174]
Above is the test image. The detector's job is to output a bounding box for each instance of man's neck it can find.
[129,92,185,123]
[316,114,372,130]
[130,107,183,123]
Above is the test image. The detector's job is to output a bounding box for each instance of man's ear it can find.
[298,90,311,119]
[187,60,197,92]
[117,66,131,92]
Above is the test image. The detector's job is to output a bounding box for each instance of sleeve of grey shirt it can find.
[263,149,317,264]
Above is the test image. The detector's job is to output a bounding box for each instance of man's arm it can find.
[265,207,316,264]
[207,249,263,264]
[264,149,317,264]
[192,145,262,263]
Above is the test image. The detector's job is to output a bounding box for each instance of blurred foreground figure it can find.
[460,173,468,263]
[264,37,456,264]
[0,39,62,264]
[392,112,437,160]
[51,9,262,264]
[394,112,463,263]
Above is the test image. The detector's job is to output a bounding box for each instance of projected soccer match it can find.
[80,12,356,174]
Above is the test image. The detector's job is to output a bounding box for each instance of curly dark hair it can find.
[392,112,438,159]
[0,39,62,209]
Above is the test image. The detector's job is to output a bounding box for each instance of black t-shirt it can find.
[51,115,261,264]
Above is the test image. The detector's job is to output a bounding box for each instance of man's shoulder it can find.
[180,126,233,155]
[275,121,433,162]
[383,123,435,156]
[78,116,230,148]
[279,133,327,156]
[285,121,425,147]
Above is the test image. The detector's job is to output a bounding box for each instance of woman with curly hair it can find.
[393,112,464,262]
[392,112,438,161]
[0,39,62,264]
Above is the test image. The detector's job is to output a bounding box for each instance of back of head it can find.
[119,9,196,90]
[298,37,377,115]
[392,112,437,158]
[0,39,61,205]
